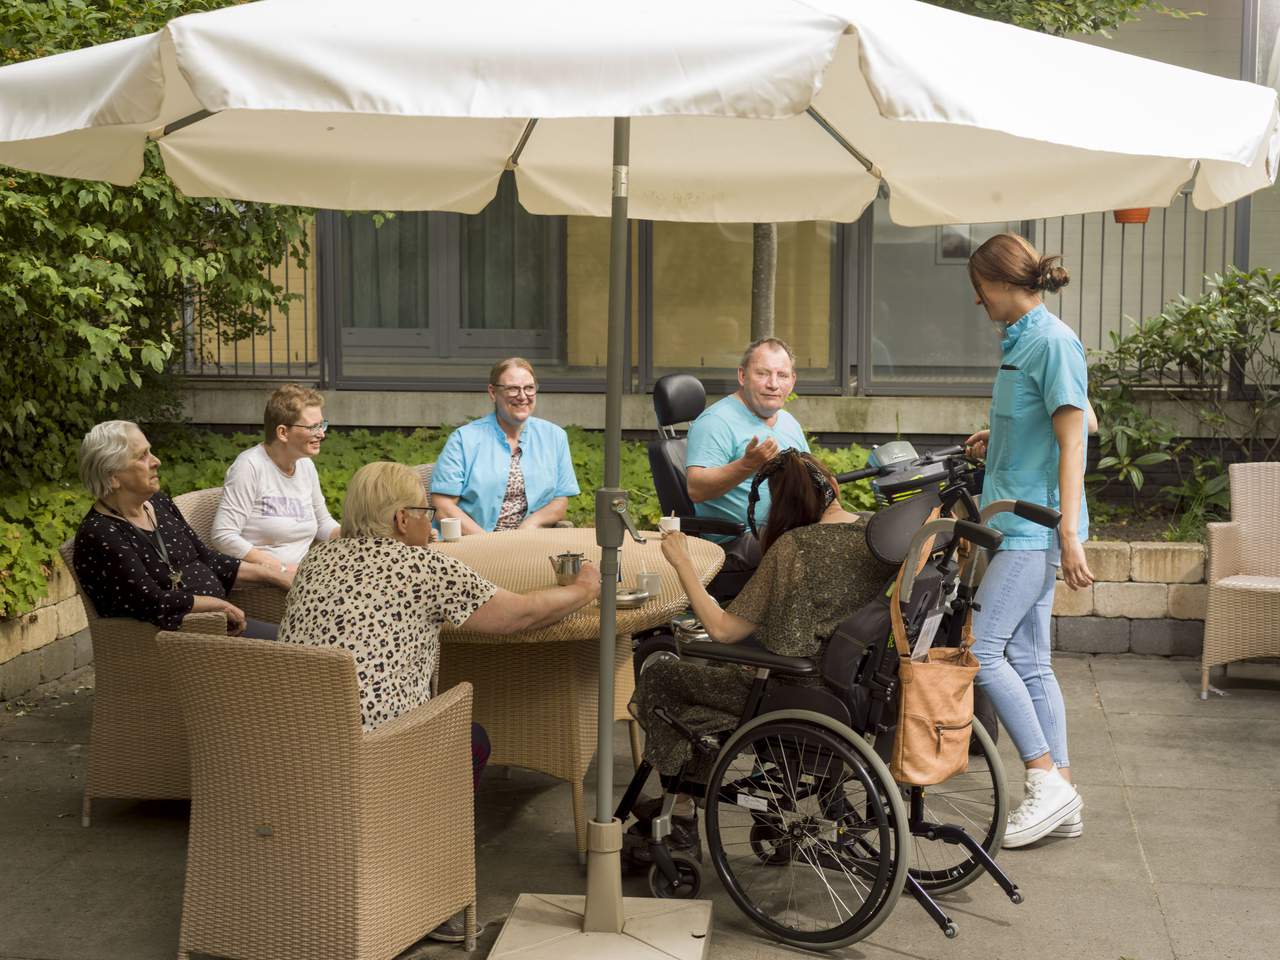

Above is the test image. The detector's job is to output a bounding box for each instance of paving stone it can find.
[72,629,94,669]
[37,636,75,684]
[1130,619,1203,658]
[55,597,87,638]
[1095,581,1168,619]
[1167,583,1208,620]
[0,649,41,702]
[1052,583,1094,616]
[19,609,56,655]
[1131,542,1205,584]
[1083,540,1131,582]
[1057,615,1131,654]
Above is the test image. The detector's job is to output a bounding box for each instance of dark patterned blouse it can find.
[277,537,498,730]
[73,493,240,630]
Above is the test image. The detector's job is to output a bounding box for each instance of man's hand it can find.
[573,561,602,600]
[740,435,780,472]
[964,429,990,460]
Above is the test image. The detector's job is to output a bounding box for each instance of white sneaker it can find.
[1002,768,1083,849]
[1050,810,1084,838]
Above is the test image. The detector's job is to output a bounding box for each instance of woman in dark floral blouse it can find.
[73,421,291,638]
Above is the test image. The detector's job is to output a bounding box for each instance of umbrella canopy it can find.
[0,0,1276,224]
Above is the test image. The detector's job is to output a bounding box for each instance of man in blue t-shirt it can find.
[686,337,809,594]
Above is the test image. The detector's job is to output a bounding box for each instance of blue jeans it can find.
[971,546,1069,768]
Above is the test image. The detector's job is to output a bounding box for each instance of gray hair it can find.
[78,420,140,500]
[740,336,797,373]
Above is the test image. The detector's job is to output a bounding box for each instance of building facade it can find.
[180,1,1277,434]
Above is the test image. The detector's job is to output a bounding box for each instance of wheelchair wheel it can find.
[648,854,703,899]
[908,718,1007,895]
[633,632,679,679]
[704,715,910,950]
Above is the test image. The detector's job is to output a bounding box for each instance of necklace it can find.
[100,499,185,589]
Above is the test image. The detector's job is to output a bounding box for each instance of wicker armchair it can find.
[172,486,288,624]
[1201,462,1280,699]
[58,540,226,826]
[157,631,478,958]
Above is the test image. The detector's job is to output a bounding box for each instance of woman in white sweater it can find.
[211,384,340,579]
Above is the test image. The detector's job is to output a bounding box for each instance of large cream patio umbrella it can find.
[2,0,1277,956]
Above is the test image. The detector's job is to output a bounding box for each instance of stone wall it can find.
[0,557,91,701]
[1051,541,1206,657]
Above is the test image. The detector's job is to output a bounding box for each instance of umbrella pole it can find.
[490,118,711,960]
[582,115,631,934]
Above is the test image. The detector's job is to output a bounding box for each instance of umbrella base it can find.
[488,893,712,960]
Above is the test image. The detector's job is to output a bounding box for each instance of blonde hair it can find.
[489,357,536,385]
[340,462,426,539]
[264,383,324,443]
[79,420,141,500]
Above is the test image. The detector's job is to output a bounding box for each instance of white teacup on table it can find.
[439,517,461,542]
[635,571,663,598]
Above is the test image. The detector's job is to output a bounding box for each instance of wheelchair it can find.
[621,444,1062,949]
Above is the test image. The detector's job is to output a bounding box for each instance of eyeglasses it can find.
[492,384,538,399]
[403,505,436,521]
[289,419,329,436]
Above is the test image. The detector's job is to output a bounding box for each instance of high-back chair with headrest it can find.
[647,374,743,540]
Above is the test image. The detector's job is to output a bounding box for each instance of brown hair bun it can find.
[1036,256,1070,293]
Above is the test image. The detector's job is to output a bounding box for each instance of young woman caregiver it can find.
[963,233,1096,849]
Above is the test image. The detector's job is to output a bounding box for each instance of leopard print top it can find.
[278,537,498,730]
[495,445,528,531]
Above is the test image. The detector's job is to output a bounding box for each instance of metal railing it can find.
[1034,188,1235,358]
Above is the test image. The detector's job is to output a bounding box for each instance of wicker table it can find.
[434,528,724,858]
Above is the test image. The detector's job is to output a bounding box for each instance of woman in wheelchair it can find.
[631,450,895,854]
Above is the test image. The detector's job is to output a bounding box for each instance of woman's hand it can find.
[219,599,248,635]
[660,530,692,569]
[964,429,990,460]
[1059,535,1095,591]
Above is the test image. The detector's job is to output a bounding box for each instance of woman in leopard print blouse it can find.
[279,461,600,753]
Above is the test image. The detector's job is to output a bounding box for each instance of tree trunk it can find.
[751,222,777,340]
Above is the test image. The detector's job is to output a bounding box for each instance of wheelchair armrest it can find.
[678,639,817,678]
[678,516,745,539]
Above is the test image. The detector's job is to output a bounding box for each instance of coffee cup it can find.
[658,516,680,535]
[635,571,663,597]
[439,517,461,542]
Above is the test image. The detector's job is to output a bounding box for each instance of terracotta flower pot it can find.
[1113,207,1150,224]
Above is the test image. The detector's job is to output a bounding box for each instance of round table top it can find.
[435,527,724,644]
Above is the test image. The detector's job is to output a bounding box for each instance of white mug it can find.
[658,515,680,534]
[635,571,663,597]
[439,517,462,542]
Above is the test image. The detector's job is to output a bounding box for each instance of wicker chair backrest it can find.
[1229,462,1280,577]
[172,487,224,545]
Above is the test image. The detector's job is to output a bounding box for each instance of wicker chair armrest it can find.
[1206,522,1242,585]
[228,584,288,624]
[93,611,225,638]
[363,681,472,754]
[359,682,476,917]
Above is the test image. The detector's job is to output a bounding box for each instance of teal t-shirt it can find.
[685,394,809,541]
[982,304,1090,550]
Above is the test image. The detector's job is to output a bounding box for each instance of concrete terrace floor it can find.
[2,654,1278,960]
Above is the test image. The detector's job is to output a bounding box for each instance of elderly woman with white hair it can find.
[277,460,599,943]
[73,421,292,640]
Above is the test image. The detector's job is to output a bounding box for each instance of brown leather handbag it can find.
[887,529,980,787]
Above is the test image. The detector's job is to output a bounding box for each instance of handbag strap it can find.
[889,505,943,656]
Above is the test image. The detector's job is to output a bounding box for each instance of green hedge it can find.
[0,425,872,619]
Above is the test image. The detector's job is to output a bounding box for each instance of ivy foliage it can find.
[0,425,873,618]
[0,0,306,490]
[929,0,1195,36]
